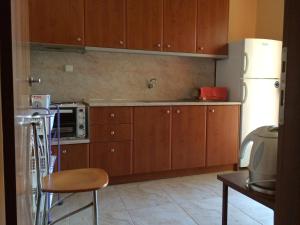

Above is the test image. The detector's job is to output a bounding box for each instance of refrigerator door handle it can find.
[243,52,249,74]
[242,81,248,103]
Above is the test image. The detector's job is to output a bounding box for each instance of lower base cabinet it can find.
[52,144,89,171]
[133,107,172,174]
[171,106,207,169]
[87,105,240,180]
[90,142,132,177]
[206,105,240,166]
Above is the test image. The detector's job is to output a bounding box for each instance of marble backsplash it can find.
[30,50,215,102]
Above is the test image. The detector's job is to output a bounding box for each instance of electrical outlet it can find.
[64,64,74,73]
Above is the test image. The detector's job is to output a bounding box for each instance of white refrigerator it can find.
[216,38,282,167]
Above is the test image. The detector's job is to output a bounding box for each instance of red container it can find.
[199,87,228,101]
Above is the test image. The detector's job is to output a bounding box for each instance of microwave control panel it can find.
[77,106,87,138]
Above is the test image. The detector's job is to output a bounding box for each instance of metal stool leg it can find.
[93,190,99,225]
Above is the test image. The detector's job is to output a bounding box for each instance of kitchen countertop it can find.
[87,99,241,107]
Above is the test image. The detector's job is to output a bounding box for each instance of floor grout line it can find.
[113,185,136,225]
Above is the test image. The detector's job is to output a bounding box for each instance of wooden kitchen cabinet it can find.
[133,107,172,174]
[85,0,126,48]
[127,0,163,51]
[90,107,133,125]
[206,106,240,167]
[172,106,207,169]
[29,0,84,45]
[52,144,89,171]
[90,107,133,142]
[89,106,133,177]
[163,0,197,53]
[197,0,229,55]
[90,142,132,177]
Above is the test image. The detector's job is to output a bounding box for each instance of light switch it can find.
[64,64,74,73]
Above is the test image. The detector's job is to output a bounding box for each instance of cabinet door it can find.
[163,0,197,53]
[127,0,163,51]
[134,107,171,173]
[197,0,229,55]
[85,0,126,48]
[52,144,89,171]
[206,106,240,167]
[90,142,132,177]
[172,106,207,169]
[29,0,84,45]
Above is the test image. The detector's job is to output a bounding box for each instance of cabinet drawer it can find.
[90,107,133,125]
[90,124,132,142]
[52,144,89,171]
[90,142,132,177]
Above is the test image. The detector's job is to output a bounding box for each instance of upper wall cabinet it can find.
[29,0,84,45]
[127,0,163,51]
[85,0,126,48]
[163,0,197,53]
[29,0,229,56]
[197,0,229,55]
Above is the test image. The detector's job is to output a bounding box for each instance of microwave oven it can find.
[50,103,87,140]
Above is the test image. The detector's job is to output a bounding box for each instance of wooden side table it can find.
[217,171,275,225]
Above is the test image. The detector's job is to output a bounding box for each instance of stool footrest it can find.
[48,202,93,225]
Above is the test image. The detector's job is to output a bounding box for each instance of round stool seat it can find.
[42,168,109,193]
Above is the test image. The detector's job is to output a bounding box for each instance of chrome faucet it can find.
[147,78,157,89]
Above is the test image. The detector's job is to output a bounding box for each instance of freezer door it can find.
[243,39,282,79]
[240,78,280,167]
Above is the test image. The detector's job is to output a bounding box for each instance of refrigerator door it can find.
[240,78,280,167]
[216,41,245,101]
[243,39,282,79]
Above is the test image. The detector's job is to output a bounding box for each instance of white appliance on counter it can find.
[216,38,282,167]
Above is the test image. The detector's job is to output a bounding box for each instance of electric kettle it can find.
[240,126,278,195]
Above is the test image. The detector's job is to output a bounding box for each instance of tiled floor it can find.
[51,172,273,225]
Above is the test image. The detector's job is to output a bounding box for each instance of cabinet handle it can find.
[167,44,171,48]
[166,110,171,114]
[199,46,204,51]
[110,131,115,136]
[176,109,181,114]
[156,43,161,48]
[110,113,115,118]
[77,37,82,42]
[62,149,67,154]
[111,148,115,153]
[209,109,215,113]
[119,40,124,45]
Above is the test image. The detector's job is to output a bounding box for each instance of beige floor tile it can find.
[101,210,135,225]
[228,191,274,225]
[128,203,198,225]
[68,208,134,225]
[99,186,126,212]
[48,172,274,225]
[179,197,262,225]
[161,179,219,204]
[116,182,173,210]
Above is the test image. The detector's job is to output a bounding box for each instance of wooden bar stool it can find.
[42,168,109,225]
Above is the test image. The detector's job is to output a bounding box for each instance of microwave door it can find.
[52,108,77,138]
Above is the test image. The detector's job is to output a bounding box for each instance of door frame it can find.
[275,0,300,224]
[0,0,18,224]
[1,0,300,224]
